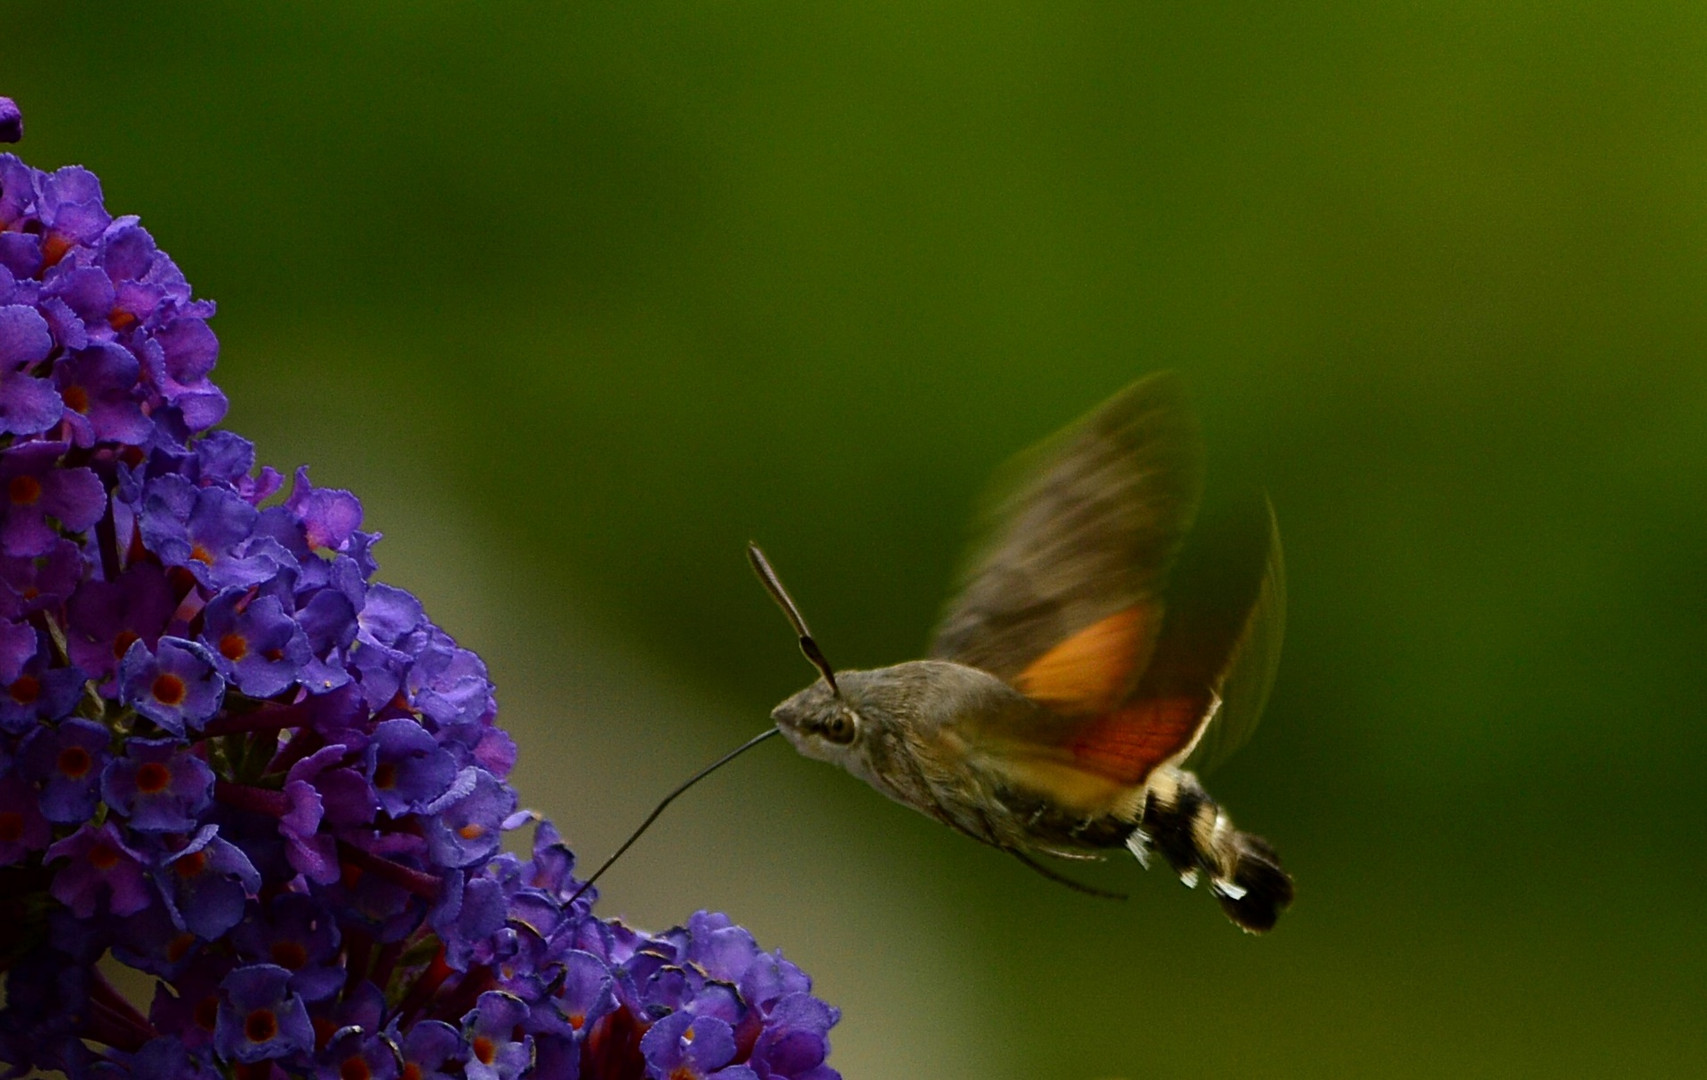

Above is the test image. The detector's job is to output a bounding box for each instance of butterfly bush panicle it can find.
[0,97,839,1080]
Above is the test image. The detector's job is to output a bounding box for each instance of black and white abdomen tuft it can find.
[1128,765,1295,933]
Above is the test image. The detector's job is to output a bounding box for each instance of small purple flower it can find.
[736,953,814,1018]
[119,637,225,734]
[112,899,202,981]
[433,873,509,972]
[55,341,152,446]
[347,583,426,708]
[0,98,20,144]
[277,775,338,885]
[295,584,360,691]
[409,632,497,737]
[231,893,344,1002]
[518,818,578,895]
[0,303,51,369]
[0,441,105,556]
[65,561,177,683]
[0,771,52,864]
[40,264,110,347]
[0,304,61,436]
[145,953,235,1051]
[287,741,379,828]
[367,717,458,817]
[395,1021,467,1080]
[139,474,294,590]
[45,820,152,917]
[159,825,261,939]
[213,964,315,1064]
[0,650,87,733]
[423,767,515,869]
[282,468,363,553]
[0,536,84,619]
[462,992,533,1080]
[19,717,110,822]
[0,158,42,279]
[141,314,226,431]
[36,166,112,264]
[748,994,839,1080]
[200,589,310,697]
[0,617,34,683]
[101,737,215,832]
[641,1012,750,1080]
[191,432,283,505]
[318,1027,400,1080]
[556,950,618,1038]
[680,912,763,984]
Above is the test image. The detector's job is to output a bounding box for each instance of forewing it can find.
[929,373,1204,718]
[956,493,1284,796]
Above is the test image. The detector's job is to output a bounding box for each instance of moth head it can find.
[749,541,862,761]
[771,678,864,763]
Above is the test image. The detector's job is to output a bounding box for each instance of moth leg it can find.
[1007,849,1127,901]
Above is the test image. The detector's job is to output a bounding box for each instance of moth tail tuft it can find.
[1212,831,1293,933]
[1138,766,1294,933]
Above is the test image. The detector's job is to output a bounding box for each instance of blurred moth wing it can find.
[931,374,1203,704]
[930,373,1283,803]
[1174,495,1286,774]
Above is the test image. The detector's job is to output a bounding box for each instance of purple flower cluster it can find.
[0,100,838,1080]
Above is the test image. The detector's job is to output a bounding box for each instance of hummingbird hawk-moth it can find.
[753,373,1293,932]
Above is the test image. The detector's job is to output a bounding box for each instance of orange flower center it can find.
[271,941,308,970]
[112,630,141,660]
[472,1036,497,1066]
[151,673,187,706]
[219,632,249,662]
[41,232,74,269]
[168,933,196,963]
[8,675,40,706]
[88,840,120,870]
[136,761,172,793]
[7,475,41,506]
[57,745,92,779]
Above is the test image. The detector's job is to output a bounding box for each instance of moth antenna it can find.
[1009,849,1128,901]
[748,542,839,694]
[568,727,781,905]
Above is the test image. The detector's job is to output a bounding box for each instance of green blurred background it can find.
[11,2,1707,1075]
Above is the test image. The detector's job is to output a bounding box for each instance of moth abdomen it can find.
[1136,766,1294,933]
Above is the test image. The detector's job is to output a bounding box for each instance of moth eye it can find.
[822,710,858,745]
